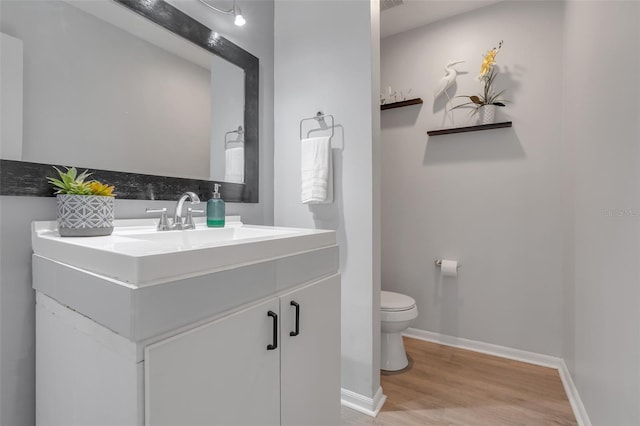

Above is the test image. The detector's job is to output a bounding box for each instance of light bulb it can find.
[234,12,245,26]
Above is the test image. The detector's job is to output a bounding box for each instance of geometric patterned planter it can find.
[478,104,497,125]
[56,194,114,237]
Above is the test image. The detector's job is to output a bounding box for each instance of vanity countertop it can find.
[32,217,336,287]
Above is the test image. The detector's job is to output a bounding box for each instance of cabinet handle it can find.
[290,301,300,337]
[267,311,278,350]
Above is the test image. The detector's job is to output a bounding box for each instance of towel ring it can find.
[225,125,244,148]
[299,112,335,140]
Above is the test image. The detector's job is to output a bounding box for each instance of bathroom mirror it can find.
[0,0,258,202]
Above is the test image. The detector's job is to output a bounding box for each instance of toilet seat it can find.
[380,305,418,323]
[381,291,416,312]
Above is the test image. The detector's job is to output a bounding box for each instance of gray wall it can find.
[380,1,565,356]
[563,1,640,424]
[274,0,382,402]
[0,33,22,161]
[0,0,274,424]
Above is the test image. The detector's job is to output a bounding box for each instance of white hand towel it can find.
[224,146,244,183]
[301,136,333,204]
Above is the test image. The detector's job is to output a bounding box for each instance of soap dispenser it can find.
[207,184,225,228]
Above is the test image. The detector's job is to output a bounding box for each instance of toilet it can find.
[380,291,418,371]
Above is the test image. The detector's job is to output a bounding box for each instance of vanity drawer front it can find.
[133,261,277,341]
[275,246,339,291]
[33,254,281,342]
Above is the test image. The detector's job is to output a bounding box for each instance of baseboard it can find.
[557,359,592,426]
[404,328,562,369]
[403,328,591,426]
[341,386,387,417]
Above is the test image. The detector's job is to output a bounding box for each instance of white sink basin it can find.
[121,225,295,248]
[32,217,336,286]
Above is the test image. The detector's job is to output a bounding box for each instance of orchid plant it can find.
[453,40,507,114]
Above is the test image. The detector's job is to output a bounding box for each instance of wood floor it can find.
[341,337,577,426]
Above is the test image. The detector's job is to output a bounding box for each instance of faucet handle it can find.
[146,208,170,231]
[185,208,205,229]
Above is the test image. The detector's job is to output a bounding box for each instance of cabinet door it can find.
[145,297,280,426]
[280,274,341,426]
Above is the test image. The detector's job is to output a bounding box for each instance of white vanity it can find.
[32,217,341,426]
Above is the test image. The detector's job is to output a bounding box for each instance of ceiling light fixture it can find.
[198,0,246,27]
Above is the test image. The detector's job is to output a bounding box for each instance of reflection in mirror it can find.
[210,55,245,183]
[0,0,244,182]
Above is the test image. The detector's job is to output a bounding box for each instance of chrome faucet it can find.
[173,192,201,229]
[146,191,202,231]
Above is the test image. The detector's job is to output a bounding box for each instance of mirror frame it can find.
[0,0,259,203]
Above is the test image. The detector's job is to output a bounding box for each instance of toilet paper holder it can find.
[435,259,462,269]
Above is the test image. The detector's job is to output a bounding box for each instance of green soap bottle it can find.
[207,184,225,228]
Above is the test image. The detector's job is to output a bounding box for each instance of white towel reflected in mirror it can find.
[224,146,244,183]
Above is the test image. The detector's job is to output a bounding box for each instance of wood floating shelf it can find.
[427,121,513,136]
[381,98,423,110]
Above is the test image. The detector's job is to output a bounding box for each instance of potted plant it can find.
[47,166,116,237]
[453,40,507,124]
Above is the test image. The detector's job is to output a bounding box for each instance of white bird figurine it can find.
[434,60,465,101]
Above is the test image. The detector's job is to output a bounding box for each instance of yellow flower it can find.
[88,181,116,197]
[480,48,498,77]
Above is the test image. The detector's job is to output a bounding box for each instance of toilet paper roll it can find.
[440,260,458,277]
